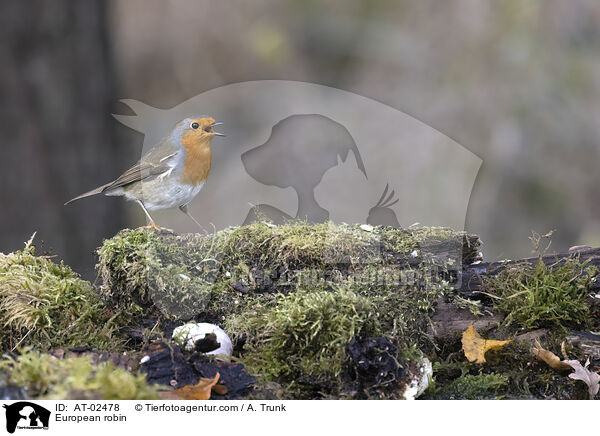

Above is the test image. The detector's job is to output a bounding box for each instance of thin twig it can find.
[472,290,503,300]
[11,328,33,352]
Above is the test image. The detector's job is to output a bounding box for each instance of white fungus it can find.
[172,322,233,358]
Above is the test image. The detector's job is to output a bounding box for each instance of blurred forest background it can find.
[2,0,600,279]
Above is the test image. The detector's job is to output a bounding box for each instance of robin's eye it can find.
[191,122,199,129]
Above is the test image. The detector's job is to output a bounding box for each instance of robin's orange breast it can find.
[181,132,212,185]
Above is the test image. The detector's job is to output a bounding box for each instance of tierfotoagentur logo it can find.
[109,80,481,318]
[2,402,50,434]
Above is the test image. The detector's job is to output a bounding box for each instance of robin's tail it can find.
[64,183,111,205]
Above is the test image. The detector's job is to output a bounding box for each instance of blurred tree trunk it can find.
[0,1,126,278]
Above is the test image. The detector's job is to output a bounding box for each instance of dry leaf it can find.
[560,340,569,360]
[531,340,599,399]
[531,340,572,370]
[212,384,228,396]
[462,325,512,363]
[172,372,222,400]
[564,359,600,400]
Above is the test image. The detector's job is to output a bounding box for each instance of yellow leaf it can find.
[462,325,512,363]
[172,372,222,400]
[531,340,572,370]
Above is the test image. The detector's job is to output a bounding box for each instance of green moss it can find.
[0,349,158,400]
[4,223,596,400]
[97,229,214,320]
[216,221,377,270]
[424,331,592,400]
[227,281,379,382]
[453,295,484,316]
[380,226,453,253]
[484,257,597,330]
[225,270,446,398]
[432,373,509,399]
[349,264,447,349]
[418,232,599,400]
[97,222,475,324]
[96,221,478,398]
[0,235,128,352]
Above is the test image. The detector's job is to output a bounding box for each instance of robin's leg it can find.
[136,200,173,233]
[179,204,209,235]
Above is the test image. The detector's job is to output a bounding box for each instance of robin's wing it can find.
[104,141,183,192]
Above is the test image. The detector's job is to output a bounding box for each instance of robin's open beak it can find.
[210,122,225,137]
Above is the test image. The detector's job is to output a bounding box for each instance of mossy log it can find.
[96,223,482,328]
[95,223,599,341]
[429,296,504,340]
[461,246,600,298]
[3,222,599,399]
[436,247,600,337]
[95,223,484,398]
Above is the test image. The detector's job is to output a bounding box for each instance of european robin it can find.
[65,117,224,232]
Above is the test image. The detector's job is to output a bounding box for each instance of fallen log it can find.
[430,296,503,340]
[2,223,599,400]
[460,246,600,298]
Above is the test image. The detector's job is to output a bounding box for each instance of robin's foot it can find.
[139,221,175,234]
